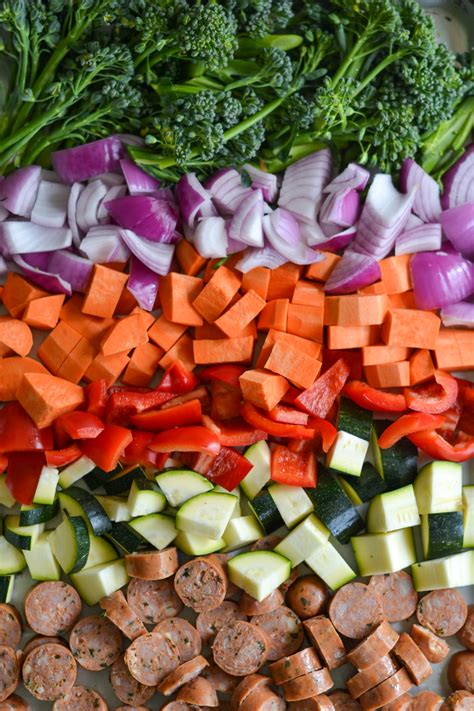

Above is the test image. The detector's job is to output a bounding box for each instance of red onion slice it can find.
[47,250,93,293]
[67,182,85,246]
[76,180,108,233]
[235,244,287,272]
[439,202,474,259]
[228,189,264,247]
[263,208,323,265]
[119,228,174,276]
[324,250,381,294]
[120,158,160,195]
[13,254,72,294]
[324,163,370,193]
[0,222,72,255]
[440,301,474,328]
[0,165,41,217]
[400,158,441,223]
[442,144,474,209]
[206,168,252,216]
[242,164,278,203]
[128,255,160,311]
[395,223,442,256]
[279,149,332,223]
[80,225,130,263]
[410,251,473,309]
[105,195,178,244]
[175,173,213,228]
[52,136,125,183]
[193,216,228,258]
[30,180,70,228]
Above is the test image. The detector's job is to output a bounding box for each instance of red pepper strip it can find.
[149,426,221,455]
[55,411,105,440]
[0,454,8,474]
[105,390,176,425]
[6,451,45,505]
[295,358,351,418]
[241,402,315,440]
[271,445,317,488]
[179,451,217,475]
[205,447,253,491]
[408,429,474,463]
[268,405,309,426]
[280,385,301,405]
[404,371,458,415]
[287,439,314,453]
[378,413,447,450]
[46,444,82,467]
[200,364,246,389]
[307,417,338,453]
[85,379,108,419]
[161,387,210,409]
[158,360,199,394]
[0,402,54,454]
[343,381,407,412]
[121,431,168,469]
[81,424,133,472]
[131,399,202,431]
[205,417,268,447]
[456,385,474,436]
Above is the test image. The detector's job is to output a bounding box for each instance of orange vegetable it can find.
[306,252,340,282]
[37,321,82,374]
[0,317,33,357]
[264,339,322,390]
[0,357,48,401]
[159,333,195,371]
[148,314,187,351]
[22,294,65,330]
[256,330,322,370]
[287,303,324,343]
[388,291,417,310]
[292,280,325,308]
[17,372,85,428]
[409,349,435,385]
[203,254,242,282]
[267,263,302,300]
[56,338,97,384]
[257,299,288,332]
[82,264,129,318]
[364,361,411,389]
[210,381,242,420]
[193,336,254,364]
[214,289,266,338]
[100,314,148,357]
[175,239,207,276]
[324,294,389,327]
[379,255,412,294]
[381,309,440,350]
[241,267,270,300]
[193,266,241,323]
[239,369,289,410]
[2,273,47,317]
[194,322,225,340]
[359,282,386,295]
[130,306,155,331]
[123,342,164,387]
[362,345,411,367]
[60,294,114,346]
[327,325,380,349]
[160,272,203,326]
[434,329,474,371]
[114,286,138,315]
[84,351,130,387]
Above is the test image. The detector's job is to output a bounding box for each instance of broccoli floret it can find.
[177,1,237,70]
[225,0,294,37]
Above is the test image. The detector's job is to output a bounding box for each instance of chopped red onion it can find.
[90,172,124,187]
[193,216,228,258]
[440,301,474,328]
[30,180,70,228]
[410,251,473,309]
[105,195,178,244]
[40,169,61,183]
[0,205,8,222]
[12,254,72,294]
[80,225,130,263]
[228,189,264,248]
[0,165,41,217]
[97,184,127,222]
[313,226,357,252]
[0,221,72,255]
[67,183,85,246]
[439,202,474,259]
[442,144,474,209]
[319,187,361,228]
[76,180,108,233]
[400,158,441,223]
[128,255,159,311]
[52,136,125,183]
[47,250,93,293]
[235,244,287,272]
[119,228,174,276]
[21,252,51,270]
[206,168,253,216]
[120,158,160,195]
[395,223,442,256]
[242,164,278,203]
[0,255,6,273]
[263,208,323,265]
[300,221,328,247]
[175,173,213,228]
[278,149,332,223]
[405,213,424,230]
[323,163,370,193]
[324,250,381,294]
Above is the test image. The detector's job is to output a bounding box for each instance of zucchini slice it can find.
[19,500,59,526]
[58,455,96,489]
[326,431,370,477]
[351,527,416,576]
[0,575,15,603]
[338,397,373,440]
[95,495,131,523]
[59,486,111,536]
[412,550,474,592]
[421,511,464,560]
[83,463,121,491]
[275,514,330,567]
[305,466,364,544]
[175,530,225,556]
[414,461,463,514]
[176,491,237,540]
[367,484,420,533]
[305,540,356,590]
[241,441,271,500]
[228,550,291,602]
[71,559,129,606]
[222,515,264,552]
[0,536,26,574]
[103,465,143,495]
[248,490,284,534]
[50,514,91,574]
[24,531,62,581]
[268,483,313,529]
[32,466,59,505]
[463,486,474,548]
[105,522,147,554]
[129,513,178,550]
[127,476,166,517]
[4,515,44,550]
[84,534,117,570]
[155,469,213,508]
[372,421,418,491]
[0,475,15,508]
[339,462,387,505]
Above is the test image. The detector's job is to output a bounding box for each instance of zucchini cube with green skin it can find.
[241,440,271,500]
[463,486,474,548]
[371,422,418,491]
[326,431,369,477]
[50,515,90,574]
[351,527,416,576]
[222,515,264,552]
[84,534,117,570]
[0,475,15,508]
[95,495,132,523]
[413,461,462,514]
[367,484,420,533]
[305,541,356,590]
[127,477,167,518]
[32,466,59,505]
[24,531,62,581]
[155,469,213,508]
[268,483,313,529]
[58,487,111,536]
[0,575,15,604]
[58,455,96,489]
[412,549,474,592]
[228,550,291,602]
[176,491,238,540]
[340,462,387,505]
[305,467,364,544]
[249,490,285,534]
[175,530,225,556]
[20,500,59,526]
[275,514,330,567]
[0,536,26,574]
[4,515,44,550]
[105,522,148,554]
[71,558,129,606]
[421,511,464,560]
[129,513,177,550]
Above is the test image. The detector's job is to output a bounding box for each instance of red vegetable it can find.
[404,371,458,415]
[85,379,108,419]
[408,429,474,463]
[205,447,253,491]
[295,358,351,418]
[307,417,338,453]
[46,444,82,467]
[81,424,133,472]
[105,389,175,425]
[158,360,199,394]
[343,381,407,412]
[200,364,246,390]
[268,405,309,426]
[149,426,221,455]
[6,451,46,505]
[121,430,168,469]
[0,402,53,454]
[377,413,447,449]
[55,411,105,440]
[207,418,268,447]
[240,402,315,440]
[130,399,202,430]
[271,445,317,488]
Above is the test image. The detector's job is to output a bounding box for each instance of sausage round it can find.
[359,669,413,711]
[251,605,304,661]
[347,621,399,670]
[0,606,22,649]
[230,673,271,709]
[0,694,31,710]
[239,685,286,711]
[174,557,227,613]
[330,690,362,710]
[392,633,432,685]
[154,617,202,663]
[125,631,180,686]
[412,690,443,710]
[288,696,335,710]
[329,582,385,640]
[0,646,20,703]
[411,624,450,664]
[448,651,474,693]
[416,589,468,637]
[381,692,414,710]
[286,575,331,620]
[22,643,76,701]
[100,589,146,641]
[303,616,347,670]
[457,605,474,652]
[110,655,156,706]
[251,534,282,551]
[281,668,334,702]
[347,656,398,699]
[52,685,108,710]
[127,577,183,625]
[441,691,474,710]
[212,620,269,676]
[158,655,209,696]
[125,548,179,580]
[69,614,122,671]
[212,553,239,600]
[176,676,219,707]
[270,647,321,685]
[24,582,81,637]
[239,589,284,616]
[197,601,247,643]
[22,636,66,658]
[368,572,418,623]
[202,659,239,694]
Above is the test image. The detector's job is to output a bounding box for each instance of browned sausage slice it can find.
[22,643,76,701]
[127,577,183,625]
[230,674,271,709]
[329,582,385,640]
[196,601,247,643]
[457,605,474,652]
[202,659,239,694]
[176,676,219,707]
[212,553,239,600]
[330,690,362,709]
[124,631,180,686]
[239,589,284,616]
[251,605,303,661]
[347,656,398,699]
[359,669,413,711]
[158,655,209,696]
[412,690,444,710]
[347,621,399,670]
[281,668,334,702]
[22,636,66,659]
[239,685,286,711]
[125,548,179,580]
[411,624,450,664]
[100,589,146,641]
[382,693,414,710]
[24,582,81,636]
[252,534,282,550]
[448,651,474,693]
[174,557,227,613]
[109,655,156,706]
[52,685,108,710]
[304,616,346,670]
[154,617,202,663]
[212,620,269,676]
[441,691,474,710]
[286,575,331,620]
[270,647,322,685]
[368,572,418,623]
[0,647,20,703]
[392,633,432,685]
[0,606,22,649]
[416,590,468,637]
[288,696,335,710]
[69,614,122,671]
[0,693,31,710]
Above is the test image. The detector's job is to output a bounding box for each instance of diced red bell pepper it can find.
[271,445,317,488]
[6,451,46,505]
[105,390,176,425]
[205,446,253,491]
[121,431,168,469]
[458,386,474,436]
[149,426,221,456]
[268,405,309,426]
[85,379,108,419]
[404,371,458,415]
[200,364,246,389]
[323,348,362,380]
[210,381,242,421]
[307,416,338,453]
[280,385,302,405]
[343,381,407,412]
[179,451,217,475]
[205,417,268,447]
[0,402,54,454]
[0,454,8,475]
[295,358,351,418]
[408,429,474,463]
[287,439,314,453]
[46,444,82,467]
[377,413,447,449]
[55,411,105,440]
[131,399,203,431]
[81,424,133,472]
[161,387,210,410]
[240,402,316,440]
[158,360,199,393]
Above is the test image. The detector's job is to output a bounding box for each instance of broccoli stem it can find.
[237,34,303,55]
[421,97,474,175]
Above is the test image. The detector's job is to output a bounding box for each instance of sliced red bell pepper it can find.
[205,446,253,491]
[458,386,474,436]
[240,402,316,440]
[46,444,82,467]
[408,429,474,463]
[6,451,46,504]
[149,426,221,455]
[200,364,246,389]
[205,417,268,447]
[378,413,447,450]
[179,451,217,475]
[130,399,202,431]
[404,371,458,415]
[343,381,407,412]
[158,360,199,393]
[210,381,242,421]
[295,358,351,418]
[85,379,108,419]
[105,390,176,425]
[268,405,309,426]
[55,411,105,440]
[0,402,54,454]
[81,424,133,472]
[121,431,168,469]
[0,454,8,475]
[287,439,314,453]
[271,445,317,488]
[307,417,338,453]
[323,348,362,380]
[280,385,302,405]
[161,387,210,410]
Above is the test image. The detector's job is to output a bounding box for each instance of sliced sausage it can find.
[174,557,227,613]
[230,674,271,709]
[125,631,180,686]
[286,575,331,620]
[288,696,335,710]
[212,553,239,600]
[22,636,66,658]
[197,601,247,644]
[202,659,239,694]
[416,589,468,637]
[412,690,443,710]
[125,548,179,580]
[280,567,300,596]
[0,694,31,710]
[239,685,286,711]
[212,620,269,676]
[52,685,108,710]
[158,655,209,696]
[382,693,414,710]
[448,651,474,693]
[127,577,183,625]
[330,690,362,709]
[252,534,282,550]
[110,655,156,706]
[441,691,474,710]
[0,647,20,703]
[154,617,202,663]
[329,582,385,640]
[457,605,474,651]
[22,643,76,701]
[69,614,122,671]
[359,669,413,711]
[239,589,284,616]
[368,572,418,623]
[177,676,218,707]
[0,606,22,649]
[100,589,147,641]
[270,647,322,685]
[24,582,81,636]
[281,668,334,702]
[347,621,399,670]
[251,605,303,661]
[304,615,346,670]
[392,633,432,685]
[347,656,398,699]
[411,624,450,664]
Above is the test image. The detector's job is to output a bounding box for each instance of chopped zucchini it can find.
[305,466,364,543]
[58,455,97,489]
[59,486,111,535]
[268,483,313,529]
[222,515,264,552]
[95,495,131,523]
[326,431,369,477]
[412,550,474,591]
[19,500,59,526]
[155,469,213,508]
[275,514,330,567]
[127,477,167,517]
[4,515,44,550]
[228,550,291,602]
[241,441,271,500]
[103,465,143,495]
[351,528,416,576]
[248,490,284,534]
[176,491,237,540]
[462,486,474,548]
[129,513,177,550]
[414,461,463,514]
[0,536,26,574]
[71,559,129,606]
[84,534,117,570]
[50,514,90,574]
[175,530,225,556]
[305,541,356,590]
[372,422,418,490]
[421,512,464,560]
[83,463,121,491]
[339,462,387,505]
[367,485,420,533]
[0,475,15,508]
[33,466,59,505]
[338,397,373,440]
[24,531,62,581]
[105,522,147,554]
[0,575,15,603]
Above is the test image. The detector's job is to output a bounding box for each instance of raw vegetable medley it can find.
[0,1,473,710]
